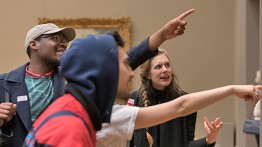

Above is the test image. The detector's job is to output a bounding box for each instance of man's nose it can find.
[129,66,135,78]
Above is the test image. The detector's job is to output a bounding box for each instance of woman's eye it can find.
[155,65,161,69]
[165,63,170,68]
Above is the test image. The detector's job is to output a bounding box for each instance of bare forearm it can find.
[135,100,181,129]
[174,85,234,116]
[135,86,250,129]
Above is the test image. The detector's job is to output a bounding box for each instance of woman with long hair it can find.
[129,48,222,147]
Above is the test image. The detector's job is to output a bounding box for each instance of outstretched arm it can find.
[128,9,195,70]
[135,85,261,129]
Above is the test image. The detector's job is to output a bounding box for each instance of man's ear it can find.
[29,41,38,51]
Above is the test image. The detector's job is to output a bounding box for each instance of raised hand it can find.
[204,117,223,144]
[149,9,195,50]
[158,9,195,40]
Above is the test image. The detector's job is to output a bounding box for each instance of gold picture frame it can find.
[38,17,131,51]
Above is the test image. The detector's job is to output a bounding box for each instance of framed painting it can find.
[38,17,131,51]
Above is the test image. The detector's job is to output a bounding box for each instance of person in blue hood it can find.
[23,34,121,147]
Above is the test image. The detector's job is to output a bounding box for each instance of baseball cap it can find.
[24,23,76,48]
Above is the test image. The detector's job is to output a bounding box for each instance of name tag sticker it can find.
[17,95,28,102]
[126,98,135,106]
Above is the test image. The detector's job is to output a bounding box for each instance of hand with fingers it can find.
[0,102,17,127]
[148,9,195,50]
[204,117,223,145]
[232,85,262,105]
[157,8,195,40]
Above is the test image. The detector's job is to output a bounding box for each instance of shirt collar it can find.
[25,65,54,78]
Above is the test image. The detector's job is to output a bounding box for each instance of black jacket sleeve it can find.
[0,73,14,136]
[127,38,158,70]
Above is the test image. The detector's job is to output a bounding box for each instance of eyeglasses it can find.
[35,33,69,43]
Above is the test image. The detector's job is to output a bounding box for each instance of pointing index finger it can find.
[178,9,196,20]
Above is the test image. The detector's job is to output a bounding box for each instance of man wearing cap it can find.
[0,23,76,147]
[0,9,194,147]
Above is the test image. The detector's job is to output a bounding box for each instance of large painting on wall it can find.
[38,17,131,51]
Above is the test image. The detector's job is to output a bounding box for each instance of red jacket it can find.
[29,94,96,147]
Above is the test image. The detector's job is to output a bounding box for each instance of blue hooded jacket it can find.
[60,34,118,131]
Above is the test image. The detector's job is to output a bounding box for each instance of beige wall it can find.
[0,0,248,145]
